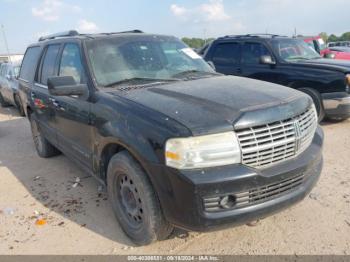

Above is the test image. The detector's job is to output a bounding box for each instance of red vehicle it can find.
[303,36,350,60]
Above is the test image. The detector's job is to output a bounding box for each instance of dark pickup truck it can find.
[202,34,350,121]
[18,30,323,245]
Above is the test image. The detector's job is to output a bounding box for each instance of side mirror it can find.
[207,61,216,71]
[259,55,276,65]
[47,76,88,97]
[6,74,12,81]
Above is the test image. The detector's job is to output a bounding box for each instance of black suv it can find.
[18,30,323,245]
[203,34,350,121]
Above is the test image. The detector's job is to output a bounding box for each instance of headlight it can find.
[165,132,241,169]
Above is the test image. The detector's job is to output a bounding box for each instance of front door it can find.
[52,43,93,169]
[240,42,284,85]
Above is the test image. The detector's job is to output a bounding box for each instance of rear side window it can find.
[59,44,85,84]
[242,43,271,64]
[39,44,60,85]
[19,46,41,81]
[212,43,240,65]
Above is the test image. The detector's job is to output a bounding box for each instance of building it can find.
[0,54,23,63]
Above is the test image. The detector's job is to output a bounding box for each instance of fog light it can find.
[219,195,236,209]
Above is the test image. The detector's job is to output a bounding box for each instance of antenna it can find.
[1,24,11,63]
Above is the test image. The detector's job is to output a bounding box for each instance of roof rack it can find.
[38,30,79,41]
[92,29,144,36]
[219,34,287,39]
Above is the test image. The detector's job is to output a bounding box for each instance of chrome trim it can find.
[236,106,317,169]
[323,96,350,110]
[34,83,48,89]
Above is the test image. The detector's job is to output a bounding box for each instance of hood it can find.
[295,58,350,73]
[109,76,311,135]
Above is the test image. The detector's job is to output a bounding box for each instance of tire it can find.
[107,151,173,245]
[29,115,60,158]
[299,88,325,122]
[0,92,9,107]
[14,94,25,117]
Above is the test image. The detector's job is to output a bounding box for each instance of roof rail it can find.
[95,29,144,36]
[38,30,79,41]
[219,33,287,39]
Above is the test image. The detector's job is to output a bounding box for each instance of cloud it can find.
[170,0,230,22]
[170,4,187,17]
[31,0,81,21]
[199,0,230,21]
[77,19,99,33]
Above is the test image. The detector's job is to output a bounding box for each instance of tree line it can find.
[319,32,350,43]
[182,32,350,49]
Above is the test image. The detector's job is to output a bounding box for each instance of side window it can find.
[212,43,240,65]
[19,46,41,81]
[59,44,85,84]
[39,44,61,85]
[0,65,5,77]
[242,43,272,64]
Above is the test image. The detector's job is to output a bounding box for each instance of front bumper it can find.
[145,127,324,232]
[322,92,350,119]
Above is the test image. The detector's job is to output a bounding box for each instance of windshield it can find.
[85,35,215,87]
[271,39,321,62]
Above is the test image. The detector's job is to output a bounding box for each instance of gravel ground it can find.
[0,106,349,255]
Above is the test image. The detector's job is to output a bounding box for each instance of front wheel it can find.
[29,115,60,158]
[299,88,325,122]
[0,92,9,107]
[107,151,174,245]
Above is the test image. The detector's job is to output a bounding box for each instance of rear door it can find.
[18,46,42,115]
[208,42,242,76]
[32,44,61,145]
[52,42,93,168]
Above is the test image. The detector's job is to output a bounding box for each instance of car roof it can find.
[27,29,176,48]
[215,34,289,42]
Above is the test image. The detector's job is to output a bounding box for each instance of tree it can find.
[181,37,214,49]
[319,32,328,43]
[328,34,338,43]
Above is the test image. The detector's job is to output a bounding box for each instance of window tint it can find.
[19,46,41,81]
[0,64,6,76]
[39,44,60,85]
[212,43,240,65]
[59,44,85,84]
[242,43,271,64]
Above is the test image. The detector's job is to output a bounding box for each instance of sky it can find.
[0,0,349,54]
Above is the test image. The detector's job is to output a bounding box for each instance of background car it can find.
[202,34,350,121]
[0,62,25,116]
[302,36,328,56]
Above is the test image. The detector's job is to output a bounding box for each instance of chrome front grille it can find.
[236,106,317,169]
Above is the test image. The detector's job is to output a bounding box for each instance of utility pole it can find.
[1,24,11,63]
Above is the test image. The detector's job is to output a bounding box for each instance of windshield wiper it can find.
[287,57,311,61]
[104,77,179,87]
[172,70,220,79]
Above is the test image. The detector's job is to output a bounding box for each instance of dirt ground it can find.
[0,106,349,255]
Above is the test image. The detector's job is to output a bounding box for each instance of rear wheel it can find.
[14,94,25,116]
[29,115,60,158]
[107,151,173,245]
[299,88,325,122]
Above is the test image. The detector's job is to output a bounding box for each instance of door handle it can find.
[49,97,64,111]
[236,68,242,74]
